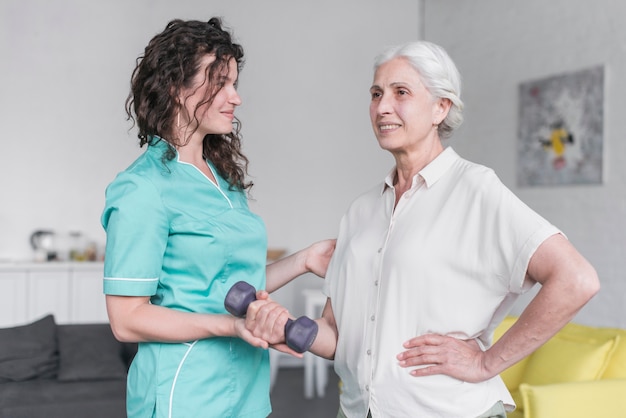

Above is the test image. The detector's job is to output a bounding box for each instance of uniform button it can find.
[374,280,379,286]
[367,349,371,355]
[370,315,375,321]
[377,248,382,253]
[365,385,370,392]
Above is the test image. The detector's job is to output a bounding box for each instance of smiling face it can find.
[369,57,448,155]
[180,55,241,140]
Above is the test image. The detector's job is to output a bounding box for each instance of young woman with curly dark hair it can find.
[101,18,335,418]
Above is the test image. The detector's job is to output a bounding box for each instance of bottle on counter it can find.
[68,231,87,261]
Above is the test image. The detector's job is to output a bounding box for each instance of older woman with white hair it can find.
[245,41,599,418]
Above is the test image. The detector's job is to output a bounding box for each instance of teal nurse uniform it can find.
[101,138,271,418]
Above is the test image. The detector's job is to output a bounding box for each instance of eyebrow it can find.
[217,73,238,85]
[370,82,411,91]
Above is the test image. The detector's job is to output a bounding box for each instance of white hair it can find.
[374,41,464,139]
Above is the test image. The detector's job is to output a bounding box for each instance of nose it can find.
[374,94,393,116]
[230,87,242,106]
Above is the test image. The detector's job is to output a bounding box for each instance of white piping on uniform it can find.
[103,277,158,282]
[169,340,198,418]
[177,159,233,209]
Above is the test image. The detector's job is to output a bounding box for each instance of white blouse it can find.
[324,147,560,418]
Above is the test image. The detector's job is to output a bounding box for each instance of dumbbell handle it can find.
[224,281,318,353]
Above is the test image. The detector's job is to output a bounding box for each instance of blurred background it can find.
[1,0,625,335]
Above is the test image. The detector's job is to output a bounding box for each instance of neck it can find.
[392,140,444,188]
[175,131,205,164]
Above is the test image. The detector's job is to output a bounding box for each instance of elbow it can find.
[105,295,148,343]
[575,264,601,306]
[584,269,601,301]
[108,319,139,343]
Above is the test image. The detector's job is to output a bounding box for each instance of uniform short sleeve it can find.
[101,172,169,296]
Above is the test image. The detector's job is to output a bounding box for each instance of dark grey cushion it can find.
[0,400,127,418]
[0,379,127,418]
[56,323,128,381]
[0,315,58,382]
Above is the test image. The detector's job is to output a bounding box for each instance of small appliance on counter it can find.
[30,229,58,262]
[29,229,101,262]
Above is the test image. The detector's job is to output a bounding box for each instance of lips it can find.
[221,110,235,120]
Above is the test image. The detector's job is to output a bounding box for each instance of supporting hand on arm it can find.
[265,239,336,293]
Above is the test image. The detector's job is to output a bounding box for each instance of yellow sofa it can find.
[494,316,626,418]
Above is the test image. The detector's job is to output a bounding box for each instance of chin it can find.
[204,127,233,136]
[376,138,398,151]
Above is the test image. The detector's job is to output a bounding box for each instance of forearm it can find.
[107,295,238,343]
[309,300,338,360]
[309,319,338,360]
[265,239,336,293]
[484,247,599,376]
[265,250,308,293]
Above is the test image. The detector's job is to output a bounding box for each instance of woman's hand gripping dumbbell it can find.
[224,281,318,353]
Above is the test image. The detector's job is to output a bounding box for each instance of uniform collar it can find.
[148,136,176,153]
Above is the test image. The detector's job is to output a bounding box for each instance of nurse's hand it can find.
[233,317,271,350]
[304,239,337,278]
[397,334,490,383]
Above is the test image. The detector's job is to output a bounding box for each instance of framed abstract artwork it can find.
[517,66,604,187]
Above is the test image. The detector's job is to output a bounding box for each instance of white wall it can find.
[423,0,626,328]
[0,1,417,315]
[9,1,621,330]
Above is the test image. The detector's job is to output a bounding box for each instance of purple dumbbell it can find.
[224,281,318,353]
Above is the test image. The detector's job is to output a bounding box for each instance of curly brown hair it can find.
[125,17,252,190]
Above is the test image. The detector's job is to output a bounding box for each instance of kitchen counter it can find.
[0,261,104,271]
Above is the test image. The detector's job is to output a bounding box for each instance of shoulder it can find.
[430,151,536,223]
[450,154,500,186]
[445,153,510,201]
[103,158,167,222]
[102,167,168,230]
[345,182,385,212]
[105,169,160,202]
[105,148,174,196]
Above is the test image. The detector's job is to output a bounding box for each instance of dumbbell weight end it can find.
[285,316,319,353]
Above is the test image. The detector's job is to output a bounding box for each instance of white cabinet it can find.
[0,262,107,327]
[0,269,28,326]
[70,264,108,323]
[28,269,71,323]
